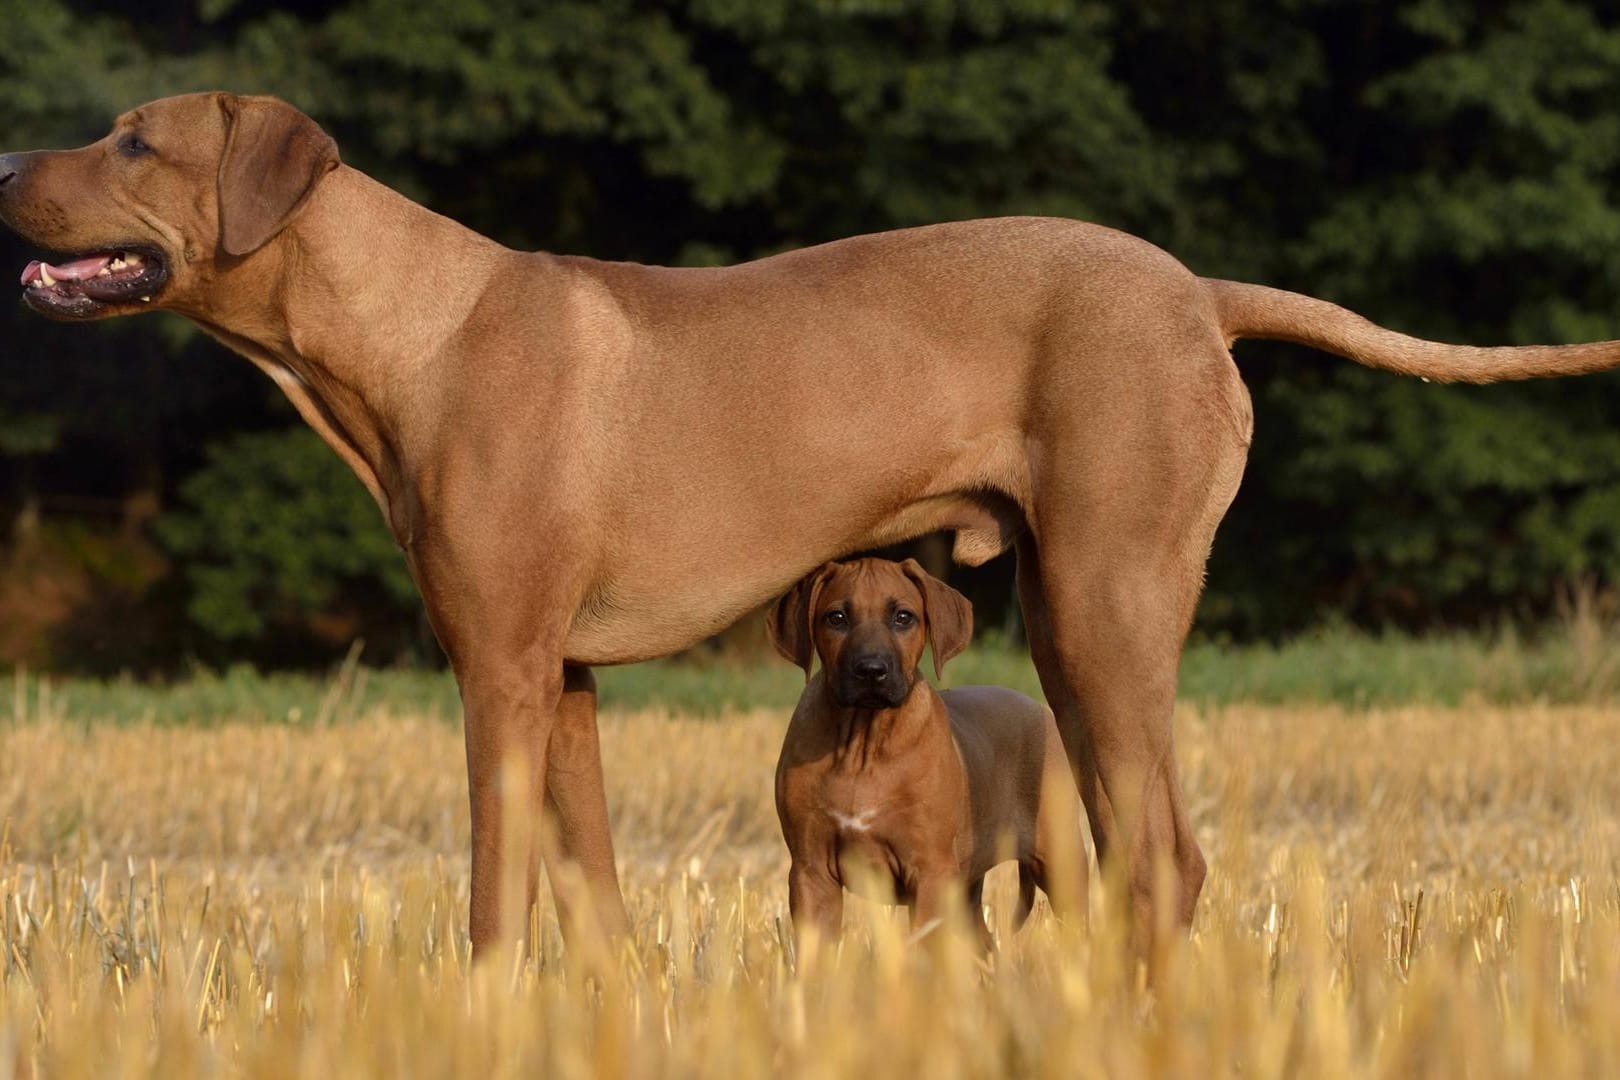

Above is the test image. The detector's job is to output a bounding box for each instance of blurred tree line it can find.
[7,0,1620,671]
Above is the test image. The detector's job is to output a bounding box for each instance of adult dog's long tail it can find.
[1204,278,1620,384]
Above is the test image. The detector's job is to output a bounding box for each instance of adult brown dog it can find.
[771,559,1086,948]
[6,93,1620,954]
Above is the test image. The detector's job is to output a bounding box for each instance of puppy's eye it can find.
[117,134,152,158]
[824,610,848,629]
[893,610,916,628]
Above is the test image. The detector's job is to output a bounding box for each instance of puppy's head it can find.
[768,558,973,709]
[0,92,337,322]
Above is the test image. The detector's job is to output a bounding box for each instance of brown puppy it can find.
[771,559,1087,947]
[11,94,1620,955]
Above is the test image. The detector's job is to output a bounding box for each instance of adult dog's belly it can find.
[562,485,1025,666]
[551,231,1055,666]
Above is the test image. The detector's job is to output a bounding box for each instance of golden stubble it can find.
[3,701,1620,1077]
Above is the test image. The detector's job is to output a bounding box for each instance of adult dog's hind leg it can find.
[1017,538,1106,855]
[1018,369,1247,948]
[1023,527,1207,946]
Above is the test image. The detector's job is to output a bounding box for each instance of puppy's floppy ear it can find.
[767,563,839,679]
[216,94,340,257]
[900,559,973,679]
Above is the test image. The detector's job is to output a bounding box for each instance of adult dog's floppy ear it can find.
[900,559,973,678]
[217,94,339,257]
[767,563,839,679]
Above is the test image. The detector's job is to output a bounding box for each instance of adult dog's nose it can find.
[850,656,889,683]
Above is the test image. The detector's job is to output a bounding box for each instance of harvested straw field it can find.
[3,698,1619,1077]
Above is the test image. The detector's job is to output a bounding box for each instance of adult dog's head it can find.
[0,92,337,321]
[768,558,973,709]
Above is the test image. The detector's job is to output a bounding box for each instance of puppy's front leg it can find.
[910,862,969,943]
[788,862,843,953]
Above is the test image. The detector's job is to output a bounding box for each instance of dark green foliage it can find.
[7,1,1620,666]
[156,429,418,644]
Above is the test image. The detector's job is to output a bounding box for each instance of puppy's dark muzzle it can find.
[834,652,908,709]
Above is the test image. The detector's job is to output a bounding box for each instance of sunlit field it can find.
[5,690,1620,1076]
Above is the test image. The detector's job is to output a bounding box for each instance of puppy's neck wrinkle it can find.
[825,677,934,772]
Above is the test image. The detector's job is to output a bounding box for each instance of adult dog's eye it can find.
[893,610,916,628]
[117,134,152,158]
[824,610,848,629]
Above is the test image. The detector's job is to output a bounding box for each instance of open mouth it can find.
[19,245,169,318]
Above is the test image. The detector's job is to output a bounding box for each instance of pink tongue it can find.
[20,261,40,286]
[41,254,113,282]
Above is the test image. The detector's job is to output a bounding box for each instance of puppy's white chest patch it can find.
[828,808,878,834]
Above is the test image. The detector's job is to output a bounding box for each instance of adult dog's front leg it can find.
[458,652,567,958]
[412,519,613,958]
[540,664,630,939]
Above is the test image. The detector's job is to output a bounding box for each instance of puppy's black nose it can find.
[851,656,889,683]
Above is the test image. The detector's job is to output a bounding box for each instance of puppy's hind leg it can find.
[1030,722,1091,927]
[1012,863,1038,932]
[966,876,995,951]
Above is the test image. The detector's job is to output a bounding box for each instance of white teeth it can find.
[126,254,143,266]
[38,266,55,287]
[98,267,111,277]
[139,296,151,302]
[109,259,126,271]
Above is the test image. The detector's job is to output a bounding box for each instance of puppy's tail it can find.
[1204,277,1620,384]
[1013,863,1038,933]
